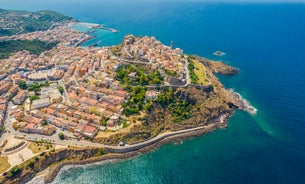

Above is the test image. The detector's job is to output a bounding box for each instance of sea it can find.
[2,1,305,183]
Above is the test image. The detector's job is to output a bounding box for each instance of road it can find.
[58,79,71,105]
[0,110,222,153]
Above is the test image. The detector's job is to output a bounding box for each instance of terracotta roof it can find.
[83,125,97,133]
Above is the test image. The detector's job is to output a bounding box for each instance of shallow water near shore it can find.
[3,1,305,183]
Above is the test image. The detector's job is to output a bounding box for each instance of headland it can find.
[0,9,255,184]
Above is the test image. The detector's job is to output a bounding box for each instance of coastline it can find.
[30,114,230,184]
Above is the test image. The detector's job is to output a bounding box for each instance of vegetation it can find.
[0,39,58,59]
[6,166,22,178]
[115,64,164,116]
[101,118,109,126]
[192,58,210,85]
[26,161,35,168]
[57,86,64,95]
[0,156,10,174]
[122,86,146,116]
[187,56,199,84]
[115,64,163,86]
[18,81,27,89]
[155,87,193,123]
[58,132,65,140]
[29,95,39,103]
[27,82,49,92]
[161,67,178,77]
[0,9,74,36]
[0,126,5,133]
[28,142,54,154]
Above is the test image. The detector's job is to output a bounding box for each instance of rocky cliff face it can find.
[197,56,239,76]
[146,86,235,131]
[0,147,103,184]
[94,85,237,146]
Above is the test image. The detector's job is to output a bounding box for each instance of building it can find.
[82,125,98,138]
[13,90,28,105]
[21,123,56,135]
[32,98,50,109]
[0,82,11,95]
[145,91,159,99]
[80,67,87,75]
[41,87,62,104]
[47,70,64,80]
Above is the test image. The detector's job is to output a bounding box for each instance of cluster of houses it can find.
[0,81,18,126]
[0,23,175,141]
[3,47,129,140]
[1,24,91,47]
[122,35,187,85]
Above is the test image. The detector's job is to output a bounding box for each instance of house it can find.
[22,123,55,135]
[145,91,159,99]
[108,114,119,126]
[66,122,78,132]
[79,97,98,106]
[80,67,87,75]
[42,108,56,115]
[13,90,28,105]
[114,90,128,98]
[22,123,41,134]
[0,82,11,95]
[103,110,114,118]
[75,124,85,133]
[78,119,89,125]
[23,116,43,125]
[82,125,98,138]
[53,118,67,129]
[128,72,137,79]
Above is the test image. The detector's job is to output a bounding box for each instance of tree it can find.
[30,95,39,103]
[58,132,64,140]
[57,86,64,95]
[18,81,27,89]
[27,161,34,168]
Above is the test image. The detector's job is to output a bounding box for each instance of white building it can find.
[32,98,50,109]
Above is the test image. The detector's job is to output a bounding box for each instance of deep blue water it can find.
[2,1,305,183]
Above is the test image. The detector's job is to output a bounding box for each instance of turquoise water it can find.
[2,1,305,183]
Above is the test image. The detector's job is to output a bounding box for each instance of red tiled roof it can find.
[83,125,97,133]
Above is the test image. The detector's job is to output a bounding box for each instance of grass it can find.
[0,156,10,173]
[193,59,210,85]
[28,142,55,154]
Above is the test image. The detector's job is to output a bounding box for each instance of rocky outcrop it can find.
[195,56,239,75]
[0,147,104,184]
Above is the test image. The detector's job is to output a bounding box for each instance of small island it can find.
[0,9,254,184]
[213,50,226,57]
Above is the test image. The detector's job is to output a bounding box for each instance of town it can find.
[0,22,189,144]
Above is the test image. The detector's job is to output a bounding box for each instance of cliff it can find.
[0,147,105,184]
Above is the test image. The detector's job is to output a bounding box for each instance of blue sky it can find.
[1,0,305,11]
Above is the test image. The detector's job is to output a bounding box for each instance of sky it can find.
[1,0,305,12]
[1,0,305,3]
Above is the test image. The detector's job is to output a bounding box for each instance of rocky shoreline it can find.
[226,89,257,115]
[29,114,230,184]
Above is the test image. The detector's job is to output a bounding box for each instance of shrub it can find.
[27,161,34,168]
[58,132,65,140]
[7,166,22,178]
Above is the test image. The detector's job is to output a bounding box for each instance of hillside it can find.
[0,9,74,36]
[0,39,57,59]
